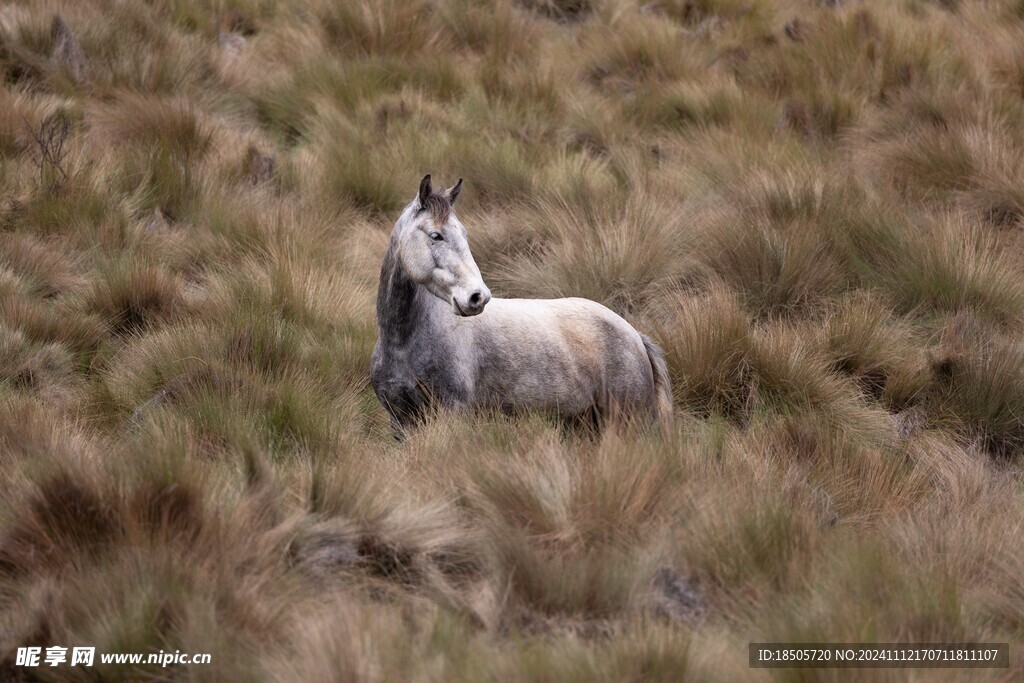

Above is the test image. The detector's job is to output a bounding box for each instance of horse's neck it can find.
[376,237,430,350]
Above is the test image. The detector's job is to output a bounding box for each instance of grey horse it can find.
[370,174,672,432]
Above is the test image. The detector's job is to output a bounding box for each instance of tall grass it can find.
[3,0,1024,679]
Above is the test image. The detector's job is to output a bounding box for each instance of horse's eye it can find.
[429,231,443,242]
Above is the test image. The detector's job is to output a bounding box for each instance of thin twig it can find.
[23,113,71,190]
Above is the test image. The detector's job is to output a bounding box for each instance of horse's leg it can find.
[377,380,428,439]
[559,405,602,440]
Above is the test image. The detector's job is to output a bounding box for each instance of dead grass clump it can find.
[891,485,1021,598]
[319,0,447,58]
[96,316,364,458]
[757,539,972,646]
[495,192,696,312]
[0,396,92,477]
[224,316,306,378]
[310,111,407,215]
[89,260,183,336]
[89,93,212,160]
[519,0,592,23]
[0,232,81,298]
[245,144,276,186]
[929,312,1024,458]
[251,57,462,145]
[656,287,754,418]
[439,135,538,207]
[984,552,1024,638]
[861,123,976,202]
[734,7,972,117]
[114,144,206,222]
[853,90,1024,226]
[819,292,929,409]
[2,162,120,239]
[442,0,540,59]
[126,471,206,546]
[581,13,699,90]
[674,479,818,610]
[0,327,76,398]
[0,11,54,90]
[777,417,928,523]
[989,32,1024,99]
[0,291,107,365]
[0,467,119,578]
[464,437,678,623]
[0,88,41,157]
[0,439,304,679]
[627,79,755,133]
[958,124,1024,228]
[694,171,888,316]
[301,461,484,595]
[479,54,563,119]
[659,288,889,432]
[885,215,1024,323]
[652,0,765,26]
[74,4,211,94]
[749,325,879,428]
[703,214,849,315]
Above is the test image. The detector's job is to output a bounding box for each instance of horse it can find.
[370,174,673,433]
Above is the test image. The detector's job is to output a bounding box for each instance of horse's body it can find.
[370,175,672,431]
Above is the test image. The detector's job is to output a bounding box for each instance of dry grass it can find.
[3,0,1024,679]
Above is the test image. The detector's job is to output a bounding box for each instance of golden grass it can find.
[3,0,1024,679]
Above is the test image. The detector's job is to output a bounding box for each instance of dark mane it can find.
[421,193,452,223]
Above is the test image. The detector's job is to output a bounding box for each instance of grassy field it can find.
[2,0,1024,679]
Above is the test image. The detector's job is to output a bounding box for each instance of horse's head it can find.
[395,174,491,317]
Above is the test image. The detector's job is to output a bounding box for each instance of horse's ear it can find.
[418,174,432,208]
[446,178,463,205]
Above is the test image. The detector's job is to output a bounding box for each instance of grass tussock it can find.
[494,191,697,311]
[819,292,930,409]
[3,0,1024,679]
[89,260,184,336]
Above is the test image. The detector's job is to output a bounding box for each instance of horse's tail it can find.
[641,333,673,431]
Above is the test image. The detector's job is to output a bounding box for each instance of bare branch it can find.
[23,112,72,191]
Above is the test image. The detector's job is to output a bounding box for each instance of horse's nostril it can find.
[469,291,482,306]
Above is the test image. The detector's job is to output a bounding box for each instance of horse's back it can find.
[464,297,655,417]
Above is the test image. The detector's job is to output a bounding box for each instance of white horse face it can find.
[397,175,491,317]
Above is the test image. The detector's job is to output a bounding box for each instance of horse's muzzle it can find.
[453,287,491,316]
